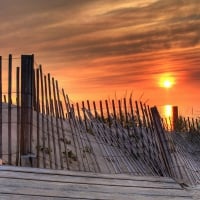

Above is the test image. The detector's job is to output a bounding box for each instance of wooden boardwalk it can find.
[0,166,193,200]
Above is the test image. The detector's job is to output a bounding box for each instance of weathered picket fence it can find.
[0,55,199,186]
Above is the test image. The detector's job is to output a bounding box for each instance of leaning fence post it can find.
[150,106,174,177]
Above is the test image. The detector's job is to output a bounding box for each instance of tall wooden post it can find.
[172,106,178,130]
[8,54,12,165]
[0,56,2,160]
[16,67,20,166]
[20,55,35,166]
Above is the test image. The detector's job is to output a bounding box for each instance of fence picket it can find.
[0,56,2,160]
[8,54,12,164]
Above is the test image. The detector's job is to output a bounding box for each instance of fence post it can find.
[172,106,178,130]
[39,65,46,168]
[20,55,36,166]
[150,106,174,177]
[16,67,20,166]
[8,54,12,165]
[0,56,2,160]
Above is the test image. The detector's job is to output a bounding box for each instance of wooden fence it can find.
[0,55,199,186]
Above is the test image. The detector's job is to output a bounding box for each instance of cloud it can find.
[0,0,200,97]
[1,0,199,50]
[34,0,199,65]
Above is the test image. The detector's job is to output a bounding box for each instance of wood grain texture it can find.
[0,166,193,200]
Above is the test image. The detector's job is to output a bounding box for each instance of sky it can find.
[0,0,200,116]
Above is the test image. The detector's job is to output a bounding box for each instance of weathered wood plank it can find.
[0,178,192,200]
[0,165,193,200]
[0,171,182,189]
[0,194,83,200]
[0,166,176,183]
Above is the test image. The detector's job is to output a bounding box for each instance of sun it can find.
[158,73,175,89]
[163,80,172,88]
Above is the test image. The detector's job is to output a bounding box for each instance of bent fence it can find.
[0,55,199,186]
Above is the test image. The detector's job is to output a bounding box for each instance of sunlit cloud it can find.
[0,0,199,106]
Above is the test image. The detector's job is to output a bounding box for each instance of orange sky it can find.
[1,0,200,116]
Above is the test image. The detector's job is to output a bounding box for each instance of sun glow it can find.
[159,73,175,89]
[163,105,173,118]
[162,105,173,129]
[163,80,172,88]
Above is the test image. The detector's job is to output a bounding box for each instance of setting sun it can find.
[159,73,175,89]
[163,80,172,88]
